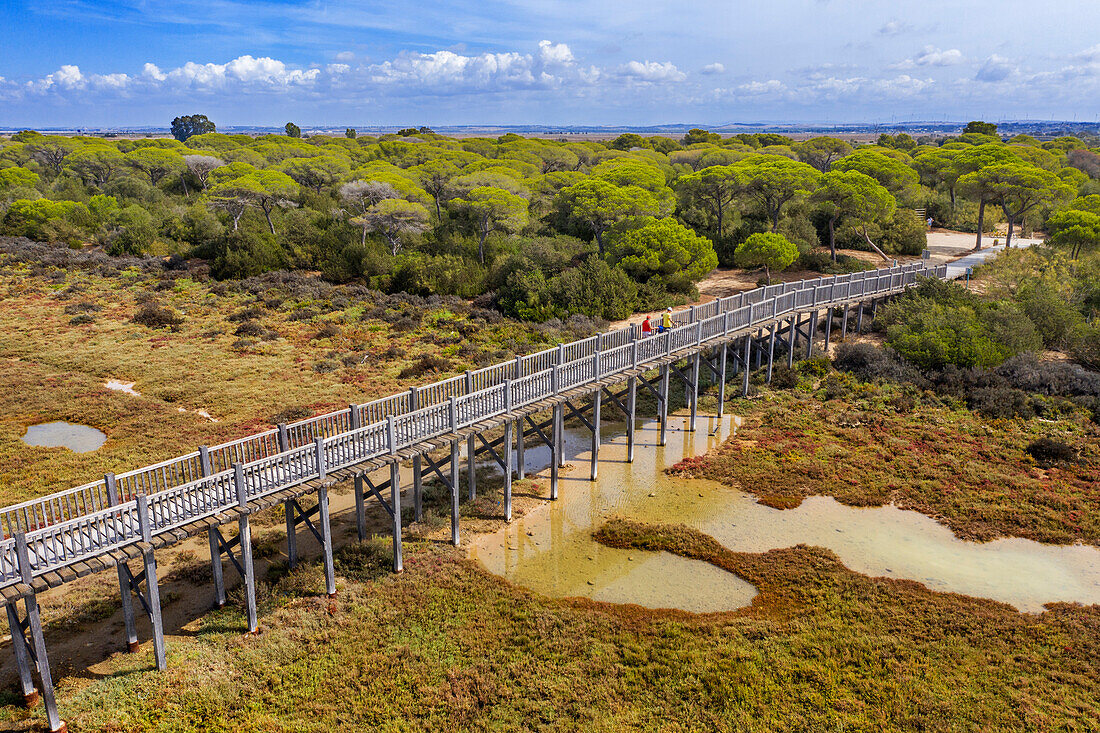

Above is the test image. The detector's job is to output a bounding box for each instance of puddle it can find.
[22,421,107,453]
[470,414,1100,614]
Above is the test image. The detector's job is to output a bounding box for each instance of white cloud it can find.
[335,51,355,62]
[618,60,686,83]
[738,79,786,96]
[93,73,130,89]
[701,63,725,75]
[326,63,351,74]
[54,65,85,87]
[976,54,1014,82]
[892,46,964,70]
[538,40,574,67]
[143,63,166,81]
[877,20,912,36]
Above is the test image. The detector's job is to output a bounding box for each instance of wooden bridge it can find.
[1,261,947,731]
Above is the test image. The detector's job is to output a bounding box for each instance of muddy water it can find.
[470,414,1100,614]
[22,421,107,453]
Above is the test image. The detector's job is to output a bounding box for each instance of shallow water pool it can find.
[22,421,107,453]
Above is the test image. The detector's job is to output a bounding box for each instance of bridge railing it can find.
[0,262,948,582]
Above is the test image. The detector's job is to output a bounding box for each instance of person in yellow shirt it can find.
[660,307,673,332]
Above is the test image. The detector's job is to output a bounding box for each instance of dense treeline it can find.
[1,121,1099,321]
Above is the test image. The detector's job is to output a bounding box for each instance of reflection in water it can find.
[470,414,1100,614]
[22,421,107,453]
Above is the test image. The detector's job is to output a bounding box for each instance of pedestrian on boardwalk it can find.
[660,307,673,333]
[641,315,653,337]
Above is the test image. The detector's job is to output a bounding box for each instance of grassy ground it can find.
[671,375,1100,546]
[3,524,1094,732]
[2,239,1099,731]
[0,238,589,504]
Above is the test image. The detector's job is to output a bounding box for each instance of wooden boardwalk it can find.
[0,261,946,731]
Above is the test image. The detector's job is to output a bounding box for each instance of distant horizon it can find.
[3,1,1100,128]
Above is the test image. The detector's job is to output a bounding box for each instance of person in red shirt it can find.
[641,315,653,337]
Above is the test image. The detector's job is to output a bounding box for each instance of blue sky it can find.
[2,0,1099,128]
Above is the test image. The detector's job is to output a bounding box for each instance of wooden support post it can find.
[317,482,336,596]
[411,387,422,522]
[807,310,818,358]
[767,323,777,383]
[689,352,700,432]
[6,605,36,707]
[106,481,139,654]
[626,376,637,463]
[871,298,878,321]
[590,390,601,480]
[284,500,298,570]
[200,448,225,609]
[823,306,833,353]
[208,528,226,608]
[841,303,849,339]
[233,463,258,634]
[412,455,423,523]
[717,342,728,418]
[856,301,865,333]
[787,317,797,368]
[742,336,752,397]
[354,473,367,541]
[516,418,525,480]
[136,494,167,672]
[551,403,561,499]
[389,462,403,573]
[755,333,764,369]
[503,419,513,521]
[14,535,64,733]
[450,440,460,546]
[467,433,477,501]
[658,364,670,446]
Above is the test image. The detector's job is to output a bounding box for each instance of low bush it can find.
[833,343,926,384]
[132,302,182,328]
[1026,438,1077,466]
[398,354,454,379]
[769,364,799,389]
[967,386,1034,420]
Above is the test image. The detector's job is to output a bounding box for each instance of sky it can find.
[1,0,1099,128]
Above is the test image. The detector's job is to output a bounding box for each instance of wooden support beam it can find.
[717,342,728,417]
[354,474,366,542]
[503,419,513,521]
[13,535,64,732]
[659,364,670,446]
[767,323,777,383]
[551,403,561,499]
[450,440,460,546]
[515,418,525,480]
[742,336,752,397]
[467,434,477,501]
[203,524,225,609]
[412,455,423,523]
[390,462,402,572]
[6,604,37,707]
[823,306,833,353]
[233,464,258,634]
[807,309,818,359]
[689,352,700,432]
[590,389,601,481]
[285,500,298,570]
[316,483,336,597]
[856,300,865,333]
[841,303,849,339]
[136,494,167,672]
[787,317,797,368]
[626,377,637,463]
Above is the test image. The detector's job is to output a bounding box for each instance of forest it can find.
[1,120,1099,323]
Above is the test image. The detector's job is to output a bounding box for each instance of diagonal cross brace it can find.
[562,399,595,432]
[475,432,506,473]
[361,474,394,519]
[287,498,324,546]
[211,526,246,580]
